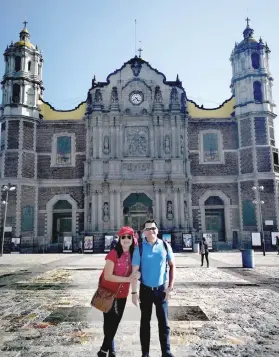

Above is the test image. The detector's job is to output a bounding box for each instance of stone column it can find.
[171,123,176,157]
[150,124,155,157]
[179,188,185,228]
[110,188,115,230]
[161,189,166,229]
[91,189,97,231]
[97,189,103,230]
[116,125,120,158]
[173,188,179,229]
[110,125,114,158]
[154,187,160,226]
[98,125,103,158]
[119,124,123,158]
[115,190,121,229]
[160,125,164,157]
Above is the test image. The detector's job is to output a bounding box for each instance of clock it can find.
[129,91,144,105]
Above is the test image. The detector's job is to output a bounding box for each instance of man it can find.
[200,237,209,267]
[110,236,118,251]
[131,219,176,357]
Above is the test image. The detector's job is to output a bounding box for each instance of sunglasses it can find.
[144,227,157,231]
[120,235,133,240]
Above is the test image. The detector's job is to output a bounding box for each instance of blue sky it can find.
[0,0,278,135]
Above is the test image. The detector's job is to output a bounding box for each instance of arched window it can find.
[251,53,260,69]
[12,83,20,104]
[253,81,262,102]
[15,56,21,72]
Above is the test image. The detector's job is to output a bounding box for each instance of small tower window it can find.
[28,61,31,71]
[253,81,262,102]
[12,84,20,104]
[251,53,260,69]
[15,56,21,72]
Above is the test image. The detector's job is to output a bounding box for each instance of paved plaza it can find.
[0,251,279,357]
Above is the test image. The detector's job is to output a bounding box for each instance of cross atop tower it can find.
[138,47,143,58]
[245,17,250,27]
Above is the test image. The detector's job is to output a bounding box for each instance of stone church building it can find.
[0,20,278,251]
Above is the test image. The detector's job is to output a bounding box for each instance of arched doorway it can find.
[123,193,153,231]
[52,200,72,243]
[204,196,225,241]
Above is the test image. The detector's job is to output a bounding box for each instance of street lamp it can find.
[252,185,265,256]
[1,183,16,257]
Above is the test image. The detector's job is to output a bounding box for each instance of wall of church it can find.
[23,121,34,150]
[38,187,84,210]
[4,152,18,177]
[22,153,35,178]
[7,120,19,149]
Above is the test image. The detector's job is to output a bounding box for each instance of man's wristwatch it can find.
[131,292,137,295]
[168,287,174,291]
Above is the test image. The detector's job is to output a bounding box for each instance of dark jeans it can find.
[201,252,209,266]
[101,297,127,352]
[140,284,171,356]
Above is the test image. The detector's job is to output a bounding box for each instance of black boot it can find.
[109,351,116,357]
[97,349,107,357]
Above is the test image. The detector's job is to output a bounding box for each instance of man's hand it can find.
[131,292,140,307]
[164,287,174,301]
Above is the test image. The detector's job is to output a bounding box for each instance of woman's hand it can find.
[127,271,141,282]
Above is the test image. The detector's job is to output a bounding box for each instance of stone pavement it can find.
[0,251,279,357]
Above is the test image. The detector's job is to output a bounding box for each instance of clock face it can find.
[130,91,144,105]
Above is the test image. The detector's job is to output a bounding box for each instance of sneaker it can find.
[109,351,116,357]
[162,353,174,357]
[97,350,107,357]
[142,354,150,357]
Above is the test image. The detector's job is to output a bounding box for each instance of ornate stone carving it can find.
[180,135,184,155]
[111,87,119,102]
[94,89,102,103]
[180,92,186,111]
[164,135,171,154]
[154,86,162,103]
[123,162,152,172]
[103,202,109,222]
[131,60,142,77]
[166,200,173,220]
[124,127,149,157]
[184,200,188,219]
[103,135,110,155]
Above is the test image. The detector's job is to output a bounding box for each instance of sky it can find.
[0,0,279,138]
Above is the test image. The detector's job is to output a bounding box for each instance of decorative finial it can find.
[176,74,180,82]
[259,37,263,43]
[245,17,250,27]
[23,19,28,28]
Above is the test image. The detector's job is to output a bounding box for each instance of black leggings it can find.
[100,298,127,352]
[201,253,209,266]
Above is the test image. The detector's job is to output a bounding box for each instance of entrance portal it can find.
[123,193,153,231]
[52,200,72,243]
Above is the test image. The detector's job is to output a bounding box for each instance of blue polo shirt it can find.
[132,239,174,287]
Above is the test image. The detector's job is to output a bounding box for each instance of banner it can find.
[202,233,213,250]
[63,236,73,253]
[162,233,171,245]
[104,235,114,252]
[84,236,93,253]
[11,237,21,253]
[251,232,261,246]
[182,233,192,251]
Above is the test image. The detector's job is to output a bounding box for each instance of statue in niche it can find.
[94,89,102,103]
[103,135,110,155]
[184,200,188,219]
[166,200,173,220]
[170,87,179,104]
[87,91,92,105]
[131,60,142,77]
[164,135,171,154]
[111,87,118,103]
[180,92,186,111]
[103,202,109,222]
[91,75,97,88]
[154,86,162,103]
[180,135,184,155]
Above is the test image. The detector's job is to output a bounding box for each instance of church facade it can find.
[0,21,278,252]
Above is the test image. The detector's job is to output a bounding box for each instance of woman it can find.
[97,226,140,357]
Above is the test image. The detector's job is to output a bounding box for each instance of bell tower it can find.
[0,22,43,238]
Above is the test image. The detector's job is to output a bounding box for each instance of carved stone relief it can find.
[123,162,152,173]
[180,135,184,155]
[111,87,119,102]
[170,87,179,104]
[94,89,102,103]
[124,127,149,157]
[154,86,162,103]
[131,60,142,77]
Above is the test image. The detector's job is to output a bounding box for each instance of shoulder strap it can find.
[138,241,143,282]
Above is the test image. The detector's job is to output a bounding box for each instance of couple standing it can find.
[97,219,176,357]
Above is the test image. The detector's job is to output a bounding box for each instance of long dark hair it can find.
[114,236,136,258]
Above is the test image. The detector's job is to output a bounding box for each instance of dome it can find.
[14,40,35,49]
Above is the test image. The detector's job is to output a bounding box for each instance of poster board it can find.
[84,236,93,253]
[104,235,114,252]
[202,233,213,250]
[11,237,21,253]
[162,233,171,245]
[182,233,192,251]
[251,232,261,246]
[271,232,279,246]
[63,236,73,253]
